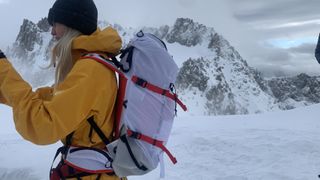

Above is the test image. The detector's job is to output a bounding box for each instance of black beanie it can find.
[48,0,98,35]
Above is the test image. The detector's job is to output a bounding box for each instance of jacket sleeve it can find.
[315,33,320,64]
[35,87,54,101]
[0,58,115,145]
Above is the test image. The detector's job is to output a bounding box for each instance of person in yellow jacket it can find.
[0,0,126,179]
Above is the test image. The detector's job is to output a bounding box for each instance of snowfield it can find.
[1,103,320,180]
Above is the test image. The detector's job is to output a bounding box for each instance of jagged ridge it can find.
[6,17,320,115]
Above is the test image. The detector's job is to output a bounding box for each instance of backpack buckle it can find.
[136,30,144,37]
[134,77,148,88]
[127,129,142,139]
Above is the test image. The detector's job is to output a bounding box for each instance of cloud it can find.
[252,43,320,78]
[222,0,320,77]
[0,0,9,4]
[288,43,316,54]
[0,0,319,77]
[230,0,320,25]
[0,0,54,49]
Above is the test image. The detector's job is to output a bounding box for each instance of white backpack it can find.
[50,31,187,179]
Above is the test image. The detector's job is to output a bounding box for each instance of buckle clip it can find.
[136,78,148,88]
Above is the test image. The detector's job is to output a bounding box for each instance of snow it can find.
[1,103,320,179]
[166,42,215,68]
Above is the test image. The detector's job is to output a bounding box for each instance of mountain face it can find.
[267,73,320,109]
[11,18,52,63]
[7,18,54,87]
[166,18,208,47]
[169,18,279,115]
[5,17,320,115]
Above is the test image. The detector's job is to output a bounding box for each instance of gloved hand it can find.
[0,49,6,59]
[315,33,320,64]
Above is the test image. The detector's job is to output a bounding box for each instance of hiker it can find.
[0,0,124,179]
[315,33,320,63]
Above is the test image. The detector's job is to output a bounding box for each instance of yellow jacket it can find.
[0,27,124,180]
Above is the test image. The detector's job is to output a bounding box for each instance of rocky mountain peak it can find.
[267,73,320,109]
[176,57,210,92]
[15,19,41,52]
[37,18,51,32]
[10,18,53,61]
[166,18,210,47]
[7,17,320,115]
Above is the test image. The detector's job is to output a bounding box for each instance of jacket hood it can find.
[72,27,122,55]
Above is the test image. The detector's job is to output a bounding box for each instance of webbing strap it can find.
[131,76,187,111]
[87,116,110,145]
[114,76,127,139]
[66,132,74,146]
[50,146,66,179]
[127,129,177,164]
[120,135,148,171]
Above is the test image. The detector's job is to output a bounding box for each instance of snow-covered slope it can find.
[1,103,320,179]
[165,18,279,115]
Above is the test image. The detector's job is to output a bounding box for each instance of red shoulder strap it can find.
[81,54,126,139]
[81,54,123,75]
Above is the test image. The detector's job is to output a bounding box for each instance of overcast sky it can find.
[0,0,320,77]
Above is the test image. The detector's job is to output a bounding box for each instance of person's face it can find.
[51,23,67,40]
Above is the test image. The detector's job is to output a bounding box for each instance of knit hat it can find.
[48,0,98,35]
